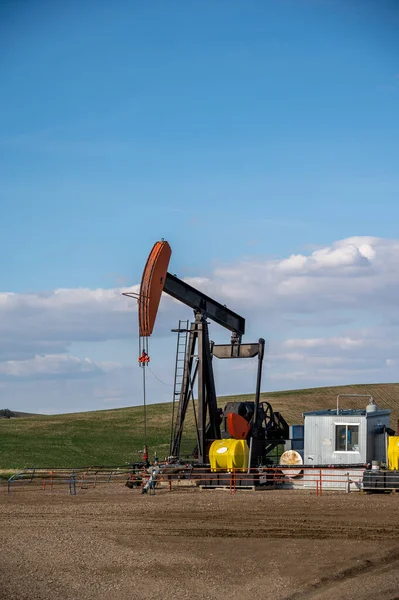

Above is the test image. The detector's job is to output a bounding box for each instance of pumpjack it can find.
[125,240,289,468]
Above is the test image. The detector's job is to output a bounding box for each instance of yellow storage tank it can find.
[388,436,399,470]
[209,439,249,472]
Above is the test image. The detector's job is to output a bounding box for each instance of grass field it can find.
[0,382,397,469]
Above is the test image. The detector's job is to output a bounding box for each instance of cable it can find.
[147,366,174,387]
[138,335,149,449]
[142,361,147,448]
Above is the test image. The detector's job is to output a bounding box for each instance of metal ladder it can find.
[170,320,189,454]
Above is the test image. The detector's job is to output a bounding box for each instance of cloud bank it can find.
[1,236,398,412]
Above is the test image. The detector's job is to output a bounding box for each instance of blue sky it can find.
[0,0,398,413]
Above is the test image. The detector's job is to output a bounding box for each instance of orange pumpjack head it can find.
[227,413,251,440]
[138,241,172,337]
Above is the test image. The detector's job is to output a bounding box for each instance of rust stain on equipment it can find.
[139,240,172,337]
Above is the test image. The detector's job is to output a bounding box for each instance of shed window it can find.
[335,424,359,452]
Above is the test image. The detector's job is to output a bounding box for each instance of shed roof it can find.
[303,408,391,417]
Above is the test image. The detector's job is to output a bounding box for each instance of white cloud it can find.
[209,236,399,313]
[283,337,367,350]
[0,340,69,361]
[1,235,399,351]
[0,354,115,380]
[277,240,374,272]
[0,235,398,411]
[0,283,183,353]
[263,327,399,390]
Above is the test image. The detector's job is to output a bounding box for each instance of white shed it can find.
[303,401,391,466]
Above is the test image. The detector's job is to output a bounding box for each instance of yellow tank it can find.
[388,436,399,470]
[209,439,249,472]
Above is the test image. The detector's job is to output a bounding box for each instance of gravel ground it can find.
[1,483,399,599]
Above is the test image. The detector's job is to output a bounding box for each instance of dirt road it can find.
[1,484,398,599]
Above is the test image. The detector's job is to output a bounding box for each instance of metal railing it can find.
[140,466,399,495]
[5,464,399,496]
[6,465,143,494]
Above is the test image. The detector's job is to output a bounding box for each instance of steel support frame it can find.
[164,270,266,464]
[170,314,266,463]
[170,320,199,457]
[170,312,220,463]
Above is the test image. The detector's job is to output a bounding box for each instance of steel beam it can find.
[164,273,245,336]
[212,343,260,359]
[197,316,206,462]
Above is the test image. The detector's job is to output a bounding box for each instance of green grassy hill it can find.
[0,383,397,469]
